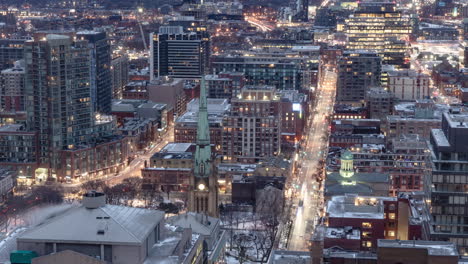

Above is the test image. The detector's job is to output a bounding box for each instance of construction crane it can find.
[137,7,148,51]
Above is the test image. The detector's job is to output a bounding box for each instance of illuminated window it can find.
[389,213,396,220]
[362,241,372,247]
[388,231,395,237]
[362,222,372,228]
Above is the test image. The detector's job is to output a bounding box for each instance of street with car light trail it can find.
[287,69,337,251]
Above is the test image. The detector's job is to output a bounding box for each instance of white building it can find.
[387,70,431,101]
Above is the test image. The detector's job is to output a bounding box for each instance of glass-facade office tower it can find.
[150,26,210,80]
[346,2,411,68]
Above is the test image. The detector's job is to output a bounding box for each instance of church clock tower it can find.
[188,77,219,217]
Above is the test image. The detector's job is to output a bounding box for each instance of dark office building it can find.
[150,26,209,80]
[77,31,112,114]
[292,0,309,22]
[336,50,382,103]
[314,7,337,28]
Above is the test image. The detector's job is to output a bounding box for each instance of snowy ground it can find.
[222,211,277,263]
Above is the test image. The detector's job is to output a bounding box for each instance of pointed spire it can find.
[196,77,210,146]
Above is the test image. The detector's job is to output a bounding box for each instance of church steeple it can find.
[196,77,210,147]
[194,77,211,178]
[188,77,218,217]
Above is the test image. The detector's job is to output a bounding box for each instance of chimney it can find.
[83,191,106,209]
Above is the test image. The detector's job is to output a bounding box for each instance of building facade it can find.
[345,2,411,68]
[337,51,382,103]
[0,61,24,112]
[387,70,431,101]
[429,110,468,254]
[222,86,281,163]
[150,26,210,80]
[77,31,112,114]
[24,34,94,179]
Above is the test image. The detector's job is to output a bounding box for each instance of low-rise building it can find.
[267,250,311,264]
[385,116,441,141]
[17,192,165,264]
[377,240,458,264]
[325,150,390,199]
[325,194,425,251]
[142,143,195,192]
[119,118,160,156]
[167,212,227,263]
[57,135,129,182]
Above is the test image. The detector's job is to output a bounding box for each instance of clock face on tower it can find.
[198,183,206,191]
[196,179,207,192]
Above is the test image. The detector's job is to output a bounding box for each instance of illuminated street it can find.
[65,125,174,188]
[105,125,174,186]
[287,69,337,251]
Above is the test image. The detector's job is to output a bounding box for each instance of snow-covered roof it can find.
[326,195,397,220]
[268,250,311,264]
[18,205,164,245]
[167,212,219,236]
[431,129,450,148]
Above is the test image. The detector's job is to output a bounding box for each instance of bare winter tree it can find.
[81,180,107,192]
[32,186,64,204]
[232,233,252,264]
[255,185,284,262]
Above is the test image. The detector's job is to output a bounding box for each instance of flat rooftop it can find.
[161,143,194,153]
[378,239,458,256]
[327,195,397,220]
[445,112,468,129]
[325,227,360,240]
[268,250,311,264]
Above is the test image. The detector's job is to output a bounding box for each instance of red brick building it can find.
[325,194,424,251]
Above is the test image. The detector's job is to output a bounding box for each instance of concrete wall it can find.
[112,245,144,264]
[17,241,47,255]
[32,250,105,264]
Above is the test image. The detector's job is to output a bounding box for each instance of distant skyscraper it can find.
[110,54,129,100]
[188,78,219,217]
[292,0,309,22]
[24,34,93,175]
[150,26,210,80]
[336,50,382,103]
[346,2,411,68]
[77,31,112,114]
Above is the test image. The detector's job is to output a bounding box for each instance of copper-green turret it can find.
[194,77,211,178]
